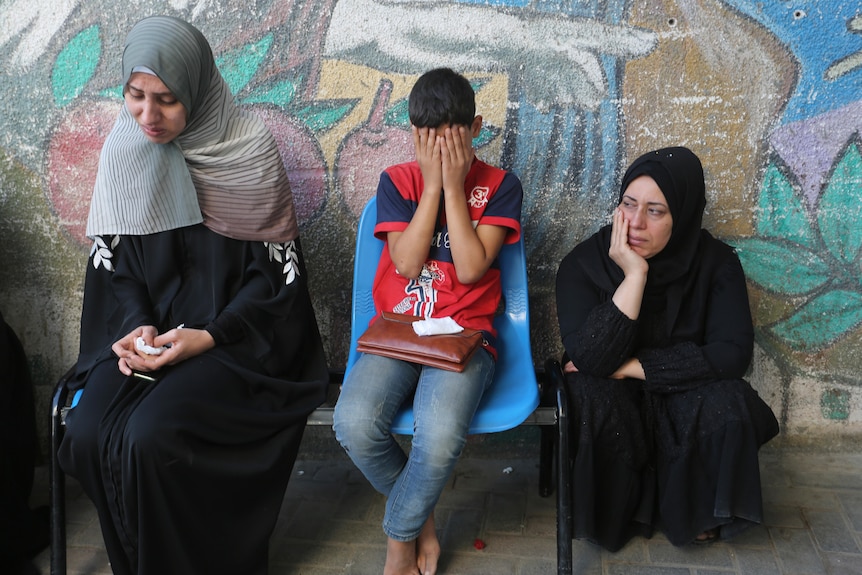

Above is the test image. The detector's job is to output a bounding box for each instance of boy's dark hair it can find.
[408,68,476,128]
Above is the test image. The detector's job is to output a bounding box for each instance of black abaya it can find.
[556,229,779,551]
[58,225,328,574]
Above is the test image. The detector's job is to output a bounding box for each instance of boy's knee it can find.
[333,403,388,453]
[413,426,466,463]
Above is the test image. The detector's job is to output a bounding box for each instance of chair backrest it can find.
[346,196,539,434]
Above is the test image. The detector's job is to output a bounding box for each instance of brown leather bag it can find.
[356,312,484,372]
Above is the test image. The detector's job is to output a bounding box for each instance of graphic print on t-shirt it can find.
[394,261,443,317]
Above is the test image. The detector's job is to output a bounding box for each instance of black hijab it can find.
[576,146,733,338]
[619,147,706,288]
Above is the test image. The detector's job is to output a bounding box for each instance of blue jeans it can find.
[333,350,495,541]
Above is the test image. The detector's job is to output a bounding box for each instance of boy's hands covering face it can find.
[413,126,443,195]
[412,125,474,196]
[439,125,473,193]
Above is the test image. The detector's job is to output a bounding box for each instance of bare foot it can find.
[694,528,719,544]
[416,514,441,575]
[384,537,421,575]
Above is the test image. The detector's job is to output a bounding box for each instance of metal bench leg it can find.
[544,359,573,575]
[556,382,572,575]
[50,382,68,575]
[539,425,555,497]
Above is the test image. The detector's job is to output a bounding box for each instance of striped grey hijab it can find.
[86,15,299,242]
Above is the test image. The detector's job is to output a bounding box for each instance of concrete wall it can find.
[2,0,861,451]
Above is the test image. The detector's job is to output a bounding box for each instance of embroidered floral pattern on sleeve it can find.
[90,235,119,272]
[264,240,299,285]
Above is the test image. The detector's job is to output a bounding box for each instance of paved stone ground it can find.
[24,444,862,574]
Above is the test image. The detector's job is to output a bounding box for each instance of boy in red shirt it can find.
[334,68,522,575]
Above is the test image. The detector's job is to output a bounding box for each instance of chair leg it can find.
[539,425,555,497]
[50,381,68,575]
[538,369,556,498]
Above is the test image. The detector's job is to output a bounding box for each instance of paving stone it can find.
[763,483,840,510]
[761,503,806,529]
[769,526,827,575]
[517,557,562,575]
[728,523,773,547]
[804,509,860,553]
[837,492,862,531]
[269,540,353,569]
[569,540,604,572]
[437,484,489,510]
[606,564,691,575]
[646,540,735,569]
[735,546,781,575]
[605,536,649,563]
[486,492,527,534]
[440,507,484,550]
[440,552,518,575]
[524,512,556,538]
[820,550,862,575]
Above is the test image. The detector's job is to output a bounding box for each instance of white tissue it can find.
[412,316,464,336]
[135,336,167,355]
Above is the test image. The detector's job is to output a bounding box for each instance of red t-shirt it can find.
[371,158,523,359]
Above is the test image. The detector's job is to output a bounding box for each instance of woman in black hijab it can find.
[555,146,779,551]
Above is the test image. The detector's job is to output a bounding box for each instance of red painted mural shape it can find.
[251,103,328,227]
[335,78,413,219]
[46,99,123,245]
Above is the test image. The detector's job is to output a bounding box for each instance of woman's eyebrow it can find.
[126,82,174,97]
[621,195,668,209]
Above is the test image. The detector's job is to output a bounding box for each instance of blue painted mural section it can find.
[727,1,862,124]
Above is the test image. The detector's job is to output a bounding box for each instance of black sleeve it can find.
[109,235,157,332]
[206,239,308,351]
[555,249,638,377]
[638,252,754,391]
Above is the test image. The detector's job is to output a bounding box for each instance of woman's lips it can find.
[141,126,165,138]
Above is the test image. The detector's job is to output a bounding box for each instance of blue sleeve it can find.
[481,172,523,241]
[375,172,416,238]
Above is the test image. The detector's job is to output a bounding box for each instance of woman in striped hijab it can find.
[58,16,329,574]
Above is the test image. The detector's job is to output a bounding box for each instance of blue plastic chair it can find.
[345,195,540,434]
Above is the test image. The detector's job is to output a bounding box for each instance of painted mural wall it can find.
[1,0,861,446]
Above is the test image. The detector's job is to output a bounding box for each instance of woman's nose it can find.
[629,209,646,229]
[140,100,160,123]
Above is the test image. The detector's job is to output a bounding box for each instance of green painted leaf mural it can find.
[99,86,124,100]
[732,237,830,295]
[52,25,101,108]
[771,289,862,350]
[756,163,815,248]
[817,143,862,264]
[216,34,274,95]
[732,140,862,352]
[242,78,299,107]
[294,101,358,132]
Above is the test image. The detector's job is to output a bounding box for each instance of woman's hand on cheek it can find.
[609,208,648,278]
